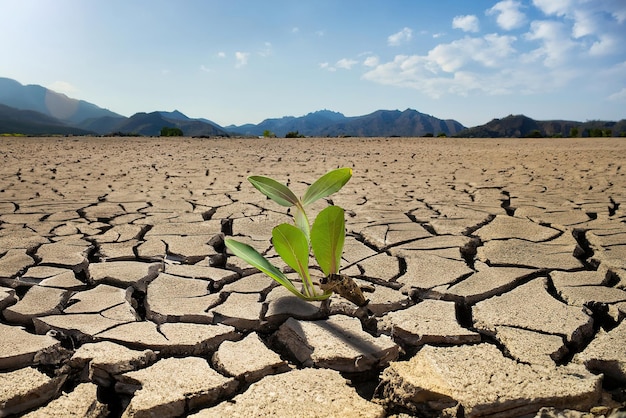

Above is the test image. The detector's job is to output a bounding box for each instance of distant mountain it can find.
[75,115,128,135]
[319,109,464,137]
[157,110,191,121]
[112,111,229,136]
[0,77,123,125]
[457,114,626,138]
[228,109,348,137]
[0,104,94,136]
[228,109,464,137]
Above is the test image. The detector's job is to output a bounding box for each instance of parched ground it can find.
[1,136,625,417]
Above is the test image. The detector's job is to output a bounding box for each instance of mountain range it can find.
[0,77,624,138]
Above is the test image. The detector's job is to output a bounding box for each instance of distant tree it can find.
[423,133,434,137]
[263,130,276,138]
[437,132,447,138]
[160,126,183,136]
[569,127,579,137]
[587,128,604,137]
[285,130,305,138]
[603,129,612,137]
[525,130,543,138]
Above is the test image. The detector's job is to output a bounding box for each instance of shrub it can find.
[160,127,183,136]
[285,131,305,138]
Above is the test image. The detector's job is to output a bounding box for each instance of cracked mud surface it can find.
[1,136,625,417]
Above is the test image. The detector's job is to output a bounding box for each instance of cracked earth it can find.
[1,136,625,417]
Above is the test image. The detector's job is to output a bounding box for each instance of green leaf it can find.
[301,168,352,206]
[294,206,310,243]
[224,238,301,297]
[248,176,299,207]
[272,224,311,293]
[311,206,345,276]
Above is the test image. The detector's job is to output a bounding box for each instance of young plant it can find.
[224,168,367,305]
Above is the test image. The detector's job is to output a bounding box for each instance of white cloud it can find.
[200,65,212,73]
[341,1,625,107]
[336,58,358,70]
[427,34,517,72]
[319,62,336,72]
[48,81,78,96]
[363,56,380,67]
[531,0,626,55]
[589,35,618,56]
[532,0,572,17]
[387,27,413,46]
[452,15,480,32]
[523,20,576,67]
[608,87,626,101]
[258,42,272,57]
[362,33,527,98]
[487,0,526,30]
[235,51,249,68]
[217,51,226,58]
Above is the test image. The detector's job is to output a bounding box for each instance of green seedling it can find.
[224,168,367,305]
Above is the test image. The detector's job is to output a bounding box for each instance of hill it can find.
[228,110,348,137]
[111,112,229,137]
[0,104,95,136]
[319,109,464,137]
[457,114,626,138]
[0,77,123,125]
[229,109,464,137]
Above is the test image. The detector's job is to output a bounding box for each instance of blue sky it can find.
[2,0,625,127]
